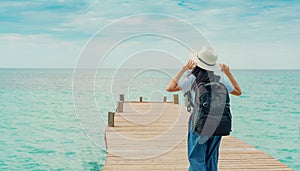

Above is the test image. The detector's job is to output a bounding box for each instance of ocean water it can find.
[0,69,299,170]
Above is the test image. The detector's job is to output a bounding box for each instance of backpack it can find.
[185,75,232,136]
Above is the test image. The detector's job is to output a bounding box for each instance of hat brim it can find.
[189,52,220,71]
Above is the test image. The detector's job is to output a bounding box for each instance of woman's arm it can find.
[166,60,196,92]
[220,64,242,96]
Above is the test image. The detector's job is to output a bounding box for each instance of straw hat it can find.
[190,46,219,71]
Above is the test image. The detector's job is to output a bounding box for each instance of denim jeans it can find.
[188,118,222,171]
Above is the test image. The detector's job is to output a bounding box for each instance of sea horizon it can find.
[1,68,299,170]
[0,67,300,71]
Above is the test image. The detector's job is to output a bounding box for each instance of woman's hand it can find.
[166,60,196,92]
[183,60,197,71]
[220,64,231,75]
[220,63,242,96]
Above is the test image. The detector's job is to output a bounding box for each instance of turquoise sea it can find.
[1,69,299,170]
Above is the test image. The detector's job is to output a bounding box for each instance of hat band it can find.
[197,55,216,66]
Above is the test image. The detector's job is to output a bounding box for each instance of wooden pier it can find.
[103,94,293,171]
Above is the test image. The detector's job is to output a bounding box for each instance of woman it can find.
[166,46,242,171]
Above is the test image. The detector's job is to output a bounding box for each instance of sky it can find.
[0,0,299,69]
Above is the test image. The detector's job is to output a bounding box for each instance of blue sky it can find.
[0,0,299,69]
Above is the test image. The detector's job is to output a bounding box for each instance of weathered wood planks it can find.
[103,100,293,171]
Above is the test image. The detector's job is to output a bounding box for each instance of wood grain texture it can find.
[103,102,293,171]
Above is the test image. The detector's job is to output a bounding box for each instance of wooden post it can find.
[163,96,167,103]
[117,101,123,113]
[120,94,124,102]
[108,112,115,127]
[174,94,179,104]
[140,96,143,102]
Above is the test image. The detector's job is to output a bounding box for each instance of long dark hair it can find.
[190,66,220,85]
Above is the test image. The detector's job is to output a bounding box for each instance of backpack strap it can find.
[185,81,206,112]
[184,91,193,112]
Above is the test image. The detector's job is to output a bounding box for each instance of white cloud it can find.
[0,34,82,68]
[0,0,299,68]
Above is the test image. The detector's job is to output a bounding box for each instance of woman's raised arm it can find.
[166,60,196,92]
[220,64,242,96]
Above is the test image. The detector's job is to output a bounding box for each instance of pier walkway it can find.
[103,95,293,171]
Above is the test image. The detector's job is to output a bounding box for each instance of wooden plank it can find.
[107,112,115,127]
[173,94,179,104]
[103,102,293,171]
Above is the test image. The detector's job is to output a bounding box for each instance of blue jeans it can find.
[188,118,222,171]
